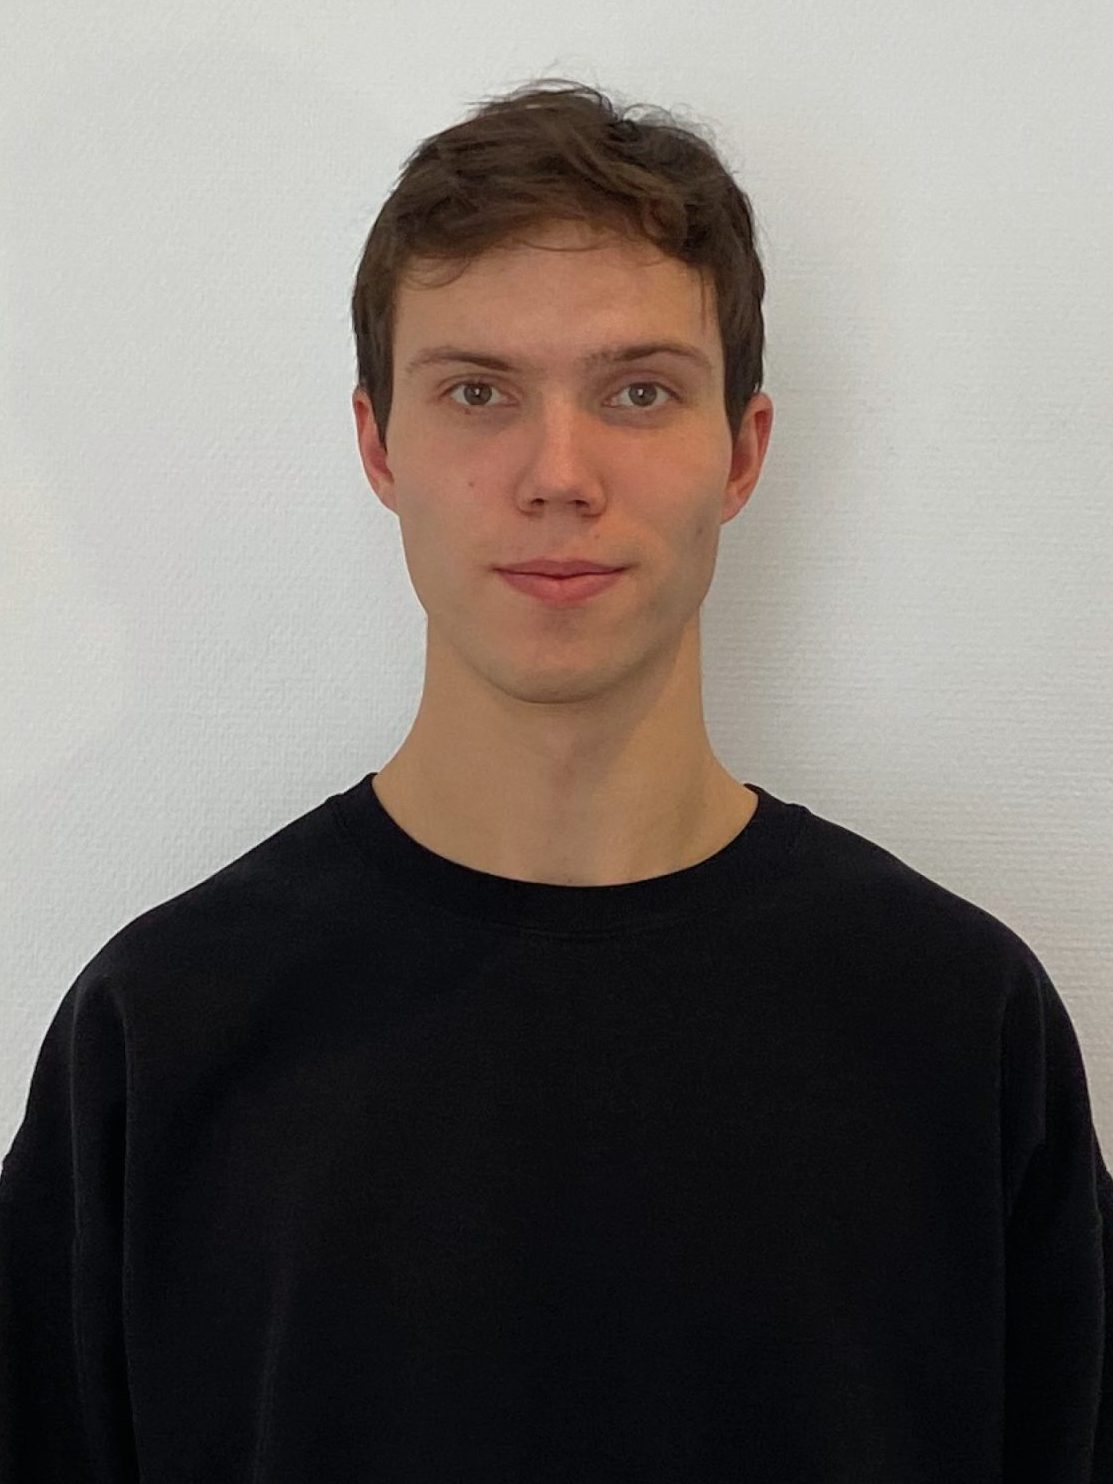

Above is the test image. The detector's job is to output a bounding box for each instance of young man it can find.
[2,80,1110,1481]
[354,210,769,890]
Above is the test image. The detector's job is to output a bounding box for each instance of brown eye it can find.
[448,381,502,408]
[443,379,678,411]
[614,382,676,410]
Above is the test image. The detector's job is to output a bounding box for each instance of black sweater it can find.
[2,772,1110,1482]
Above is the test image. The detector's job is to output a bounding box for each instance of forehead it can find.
[395,223,719,374]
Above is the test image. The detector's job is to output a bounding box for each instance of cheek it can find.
[682,499,728,583]
[664,479,722,546]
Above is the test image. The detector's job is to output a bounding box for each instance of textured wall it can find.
[3,2,1111,1163]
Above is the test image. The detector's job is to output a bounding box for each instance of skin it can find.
[352,217,774,887]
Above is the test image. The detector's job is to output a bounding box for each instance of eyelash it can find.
[443,378,680,412]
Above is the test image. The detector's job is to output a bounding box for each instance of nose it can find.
[516,403,610,507]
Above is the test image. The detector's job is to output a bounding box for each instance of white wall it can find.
[3,1,1111,1159]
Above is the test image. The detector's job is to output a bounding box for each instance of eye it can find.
[446,380,508,409]
[444,379,678,411]
[611,381,677,410]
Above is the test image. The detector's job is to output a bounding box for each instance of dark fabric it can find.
[2,772,1109,1482]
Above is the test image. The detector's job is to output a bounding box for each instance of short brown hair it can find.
[350,78,767,453]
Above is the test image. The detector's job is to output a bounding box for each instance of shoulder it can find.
[789,799,1050,1009]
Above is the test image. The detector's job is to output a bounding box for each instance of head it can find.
[350,78,773,716]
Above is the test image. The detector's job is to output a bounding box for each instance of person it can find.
[1,77,1109,1483]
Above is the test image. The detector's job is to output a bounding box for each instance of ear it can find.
[723,392,774,522]
[352,386,396,513]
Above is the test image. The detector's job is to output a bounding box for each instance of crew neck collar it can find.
[330,771,809,936]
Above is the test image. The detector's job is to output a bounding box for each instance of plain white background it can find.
[2,2,1111,1165]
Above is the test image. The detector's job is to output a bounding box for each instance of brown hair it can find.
[350,77,767,453]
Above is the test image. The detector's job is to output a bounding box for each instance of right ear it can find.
[352,386,396,511]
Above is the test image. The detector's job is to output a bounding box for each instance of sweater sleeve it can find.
[0,968,141,1483]
[1001,955,1113,1480]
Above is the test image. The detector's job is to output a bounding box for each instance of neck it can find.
[372,747,756,887]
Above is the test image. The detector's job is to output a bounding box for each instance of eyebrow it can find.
[404,340,713,378]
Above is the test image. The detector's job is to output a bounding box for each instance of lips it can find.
[497,568,625,604]
[499,561,622,578]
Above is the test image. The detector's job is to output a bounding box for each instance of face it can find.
[353,219,773,709]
